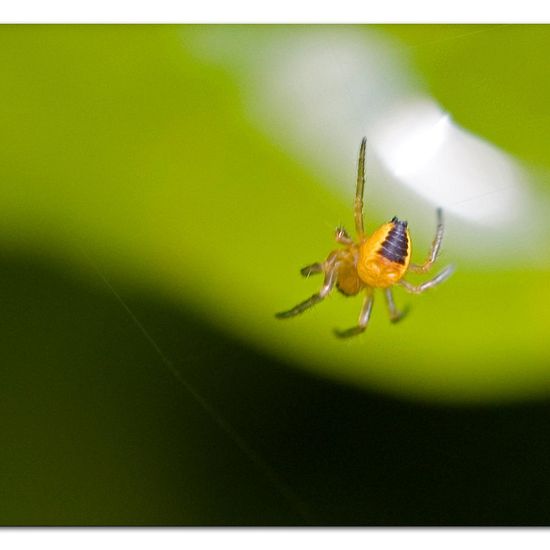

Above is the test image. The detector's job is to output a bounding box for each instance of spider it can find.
[276,137,454,338]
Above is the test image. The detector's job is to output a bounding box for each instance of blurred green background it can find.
[1,24,550,525]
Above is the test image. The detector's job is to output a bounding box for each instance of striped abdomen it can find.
[378,217,409,265]
[357,217,412,288]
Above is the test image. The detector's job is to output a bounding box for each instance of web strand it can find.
[78,245,315,524]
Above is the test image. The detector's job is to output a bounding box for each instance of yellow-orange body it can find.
[332,220,412,295]
[357,222,411,288]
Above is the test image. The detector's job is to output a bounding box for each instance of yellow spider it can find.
[276,137,454,338]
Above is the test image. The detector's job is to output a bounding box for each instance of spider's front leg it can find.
[276,259,340,319]
[334,288,374,338]
[354,137,367,239]
[300,262,323,277]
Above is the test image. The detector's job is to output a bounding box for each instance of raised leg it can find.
[334,288,374,338]
[354,137,367,239]
[384,288,409,323]
[399,265,454,294]
[335,226,353,246]
[276,263,339,319]
[409,208,445,273]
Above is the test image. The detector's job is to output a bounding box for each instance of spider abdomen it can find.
[379,217,409,264]
[357,217,411,288]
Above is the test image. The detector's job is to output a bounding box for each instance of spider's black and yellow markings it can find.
[276,137,454,338]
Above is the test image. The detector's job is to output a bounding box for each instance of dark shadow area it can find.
[0,251,548,525]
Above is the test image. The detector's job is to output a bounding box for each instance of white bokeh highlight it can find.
[189,27,549,264]
[370,99,526,225]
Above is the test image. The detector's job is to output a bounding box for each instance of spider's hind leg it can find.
[409,208,445,274]
[400,265,454,294]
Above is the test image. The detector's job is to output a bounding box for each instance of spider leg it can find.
[276,262,339,319]
[334,288,374,338]
[335,226,354,246]
[354,137,367,239]
[399,265,454,294]
[300,263,323,277]
[409,208,445,273]
[383,288,409,323]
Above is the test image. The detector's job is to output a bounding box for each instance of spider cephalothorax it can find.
[276,137,454,338]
